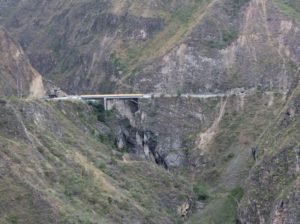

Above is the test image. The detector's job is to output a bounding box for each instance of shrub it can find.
[107,196,113,204]
[225,152,235,162]
[6,214,18,224]
[194,184,209,201]
[88,102,114,123]
[230,187,244,202]
[98,133,114,146]
[97,162,106,171]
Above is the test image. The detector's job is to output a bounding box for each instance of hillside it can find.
[0,0,299,223]
[0,99,193,224]
[0,0,299,94]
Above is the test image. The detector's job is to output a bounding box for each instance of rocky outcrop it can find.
[0,26,44,97]
[177,199,194,218]
[106,98,169,168]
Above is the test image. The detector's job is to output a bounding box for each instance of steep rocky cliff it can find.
[0,26,44,97]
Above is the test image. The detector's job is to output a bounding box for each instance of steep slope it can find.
[0,0,299,95]
[239,82,300,223]
[0,26,44,98]
[0,99,193,224]
[131,0,300,93]
[96,88,290,222]
[0,0,190,93]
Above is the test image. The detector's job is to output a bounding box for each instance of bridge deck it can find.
[80,94,144,99]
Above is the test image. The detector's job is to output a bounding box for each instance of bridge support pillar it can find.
[104,97,107,110]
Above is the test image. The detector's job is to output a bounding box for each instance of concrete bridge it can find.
[46,88,253,110]
[80,94,145,110]
[48,94,147,110]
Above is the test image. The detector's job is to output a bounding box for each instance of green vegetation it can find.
[188,184,244,224]
[222,29,239,45]
[6,214,18,224]
[98,133,115,146]
[194,184,210,201]
[173,2,202,24]
[1,0,300,222]
[88,101,114,123]
[188,195,237,224]
[205,28,239,49]
[274,0,300,22]
[230,187,244,202]
[188,187,244,224]
[186,91,287,223]
[0,99,193,223]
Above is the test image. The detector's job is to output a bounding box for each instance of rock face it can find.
[0,26,44,97]
[106,96,220,169]
[0,0,166,93]
[131,0,300,94]
[0,0,299,95]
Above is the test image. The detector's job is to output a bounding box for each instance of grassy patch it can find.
[274,0,300,22]
[6,214,18,224]
[188,188,243,224]
[230,186,244,202]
